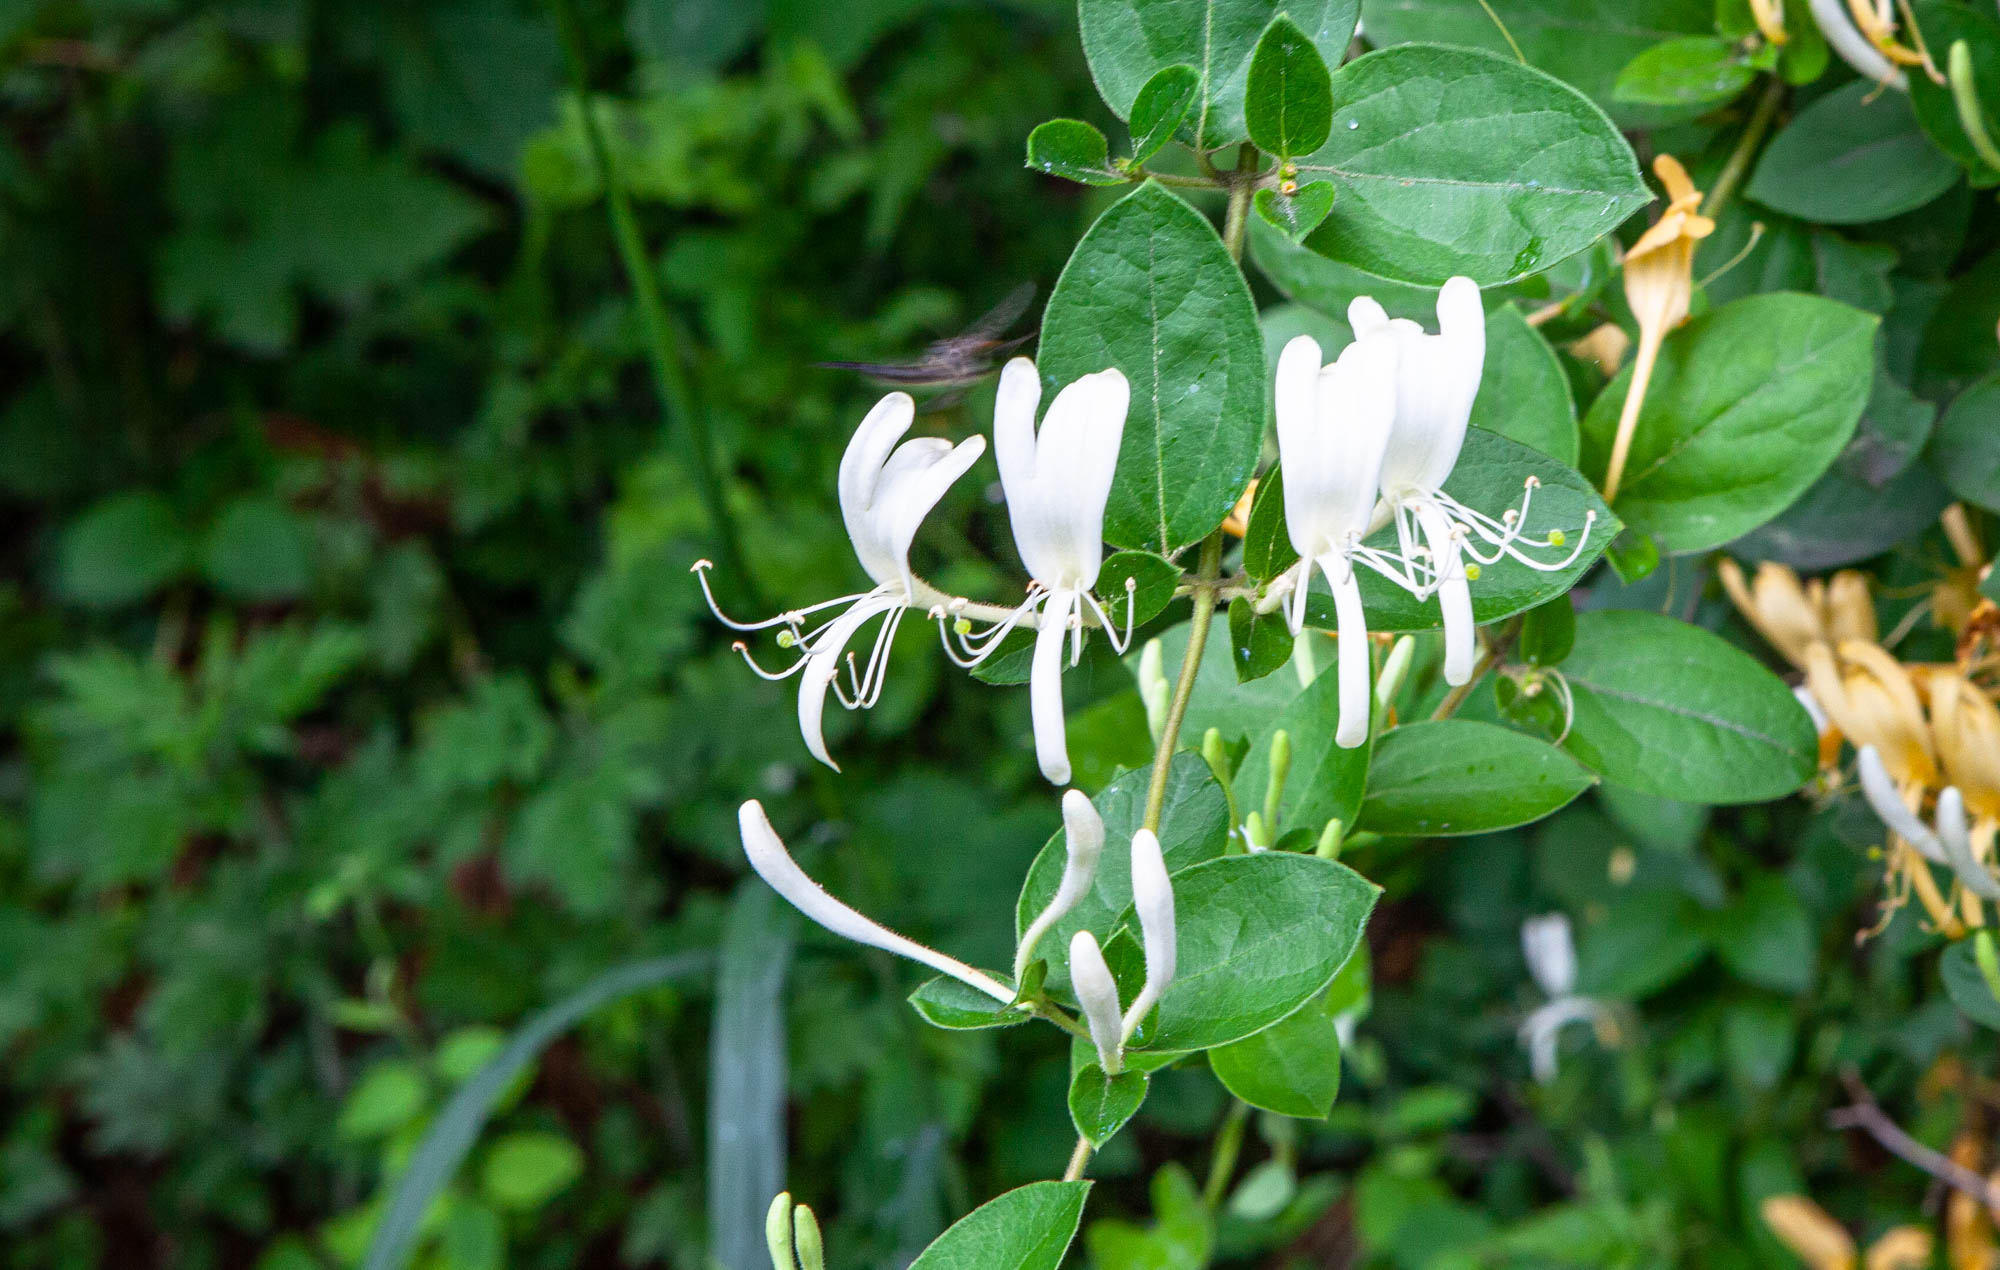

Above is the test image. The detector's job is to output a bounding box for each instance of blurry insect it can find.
[816,282,1037,395]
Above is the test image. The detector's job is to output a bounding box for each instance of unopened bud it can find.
[1375,635,1415,716]
[1139,638,1169,739]
[1262,730,1292,832]
[1315,818,1345,860]
[767,1194,796,1270]
[792,1204,825,1270]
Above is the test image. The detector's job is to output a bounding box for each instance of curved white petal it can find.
[1858,744,1945,863]
[1347,295,1392,341]
[1937,787,2000,899]
[1521,913,1577,998]
[739,801,1015,1003]
[1278,335,1397,560]
[865,434,987,593]
[1376,277,1486,498]
[1002,369,1126,591]
[1070,931,1127,1074]
[838,393,916,532]
[1327,563,1372,749]
[1121,827,1177,1043]
[1015,789,1106,980]
[1029,592,1075,785]
[1807,0,1908,86]
[796,593,903,771]
[993,357,1042,496]
[1416,500,1476,685]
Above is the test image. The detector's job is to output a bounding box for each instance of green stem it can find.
[1704,76,1784,222]
[1202,1100,1250,1209]
[1220,144,1258,262]
[1143,533,1225,832]
[549,0,758,600]
[1062,1135,1094,1182]
[1949,40,2000,173]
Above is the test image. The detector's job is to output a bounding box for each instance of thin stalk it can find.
[1704,77,1785,222]
[1221,144,1257,262]
[549,0,757,599]
[1600,327,1663,504]
[1202,1100,1251,1208]
[1062,1135,1094,1182]
[1144,533,1226,832]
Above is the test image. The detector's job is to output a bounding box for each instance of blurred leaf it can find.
[201,497,310,602]
[1934,373,2000,512]
[1612,36,1753,107]
[1359,721,1595,836]
[1746,83,1961,224]
[708,884,794,1270]
[57,492,190,608]
[481,1131,583,1211]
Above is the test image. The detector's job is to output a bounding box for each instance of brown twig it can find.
[1829,1067,2000,1209]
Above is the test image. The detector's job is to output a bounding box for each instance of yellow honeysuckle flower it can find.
[1929,672,2000,821]
[1846,0,1938,71]
[1719,559,1877,670]
[1807,640,1938,787]
[1604,155,1715,503]
[1763,1193,1936,1270]
[1750,0,1789,45]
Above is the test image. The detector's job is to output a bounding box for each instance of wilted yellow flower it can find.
[1749,0,1788,44]
[1930,672,2000,821]
[1945,1132,1996,1270]
[1764,1195,1858,1270]
[1604,155,1716,503]
[1569,323,1631,378]
[1720,559,1877,670]
[1847,0,1939,71]
[1866,1225,1937,1270]
[1807,641,1938,787]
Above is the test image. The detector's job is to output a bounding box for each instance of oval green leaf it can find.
[907,1181,1093,1270]
[1208,986,1343,1118]
[1556,610,1817,803]
[1612,36,1754,107]
[1025,118,1128,186]
[1069,1065,1150,1147]
[1130,64,1203,164]
[1580,292,1878,554]
[1907,1,2000,186]
[1359,720,1594,836]
[1294,44,1648,285]
[1245,14,1334,157]
[1040,182,1266,551]
[1133,852,1379,1052]
[1746,81,1962,224]
[1934,373,2000,513]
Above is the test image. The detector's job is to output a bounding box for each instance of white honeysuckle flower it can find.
[738,800,1015,1004]
[1794,683,1833,739]
[1516,912,1609,1082]
[1520,913,1578,999]
[1806,0,1909,88]
[697,393,985,771]
[1014,790,1106,983]
[1350,278,1596,687]
[1857,745,1999,899]
[943,357,1132,786]
[1121,828,1177,1044]
[1270,332,1408,748]
[1069,930,1127,1074]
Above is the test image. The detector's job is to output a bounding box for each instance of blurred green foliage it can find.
[4,1,2000,1269]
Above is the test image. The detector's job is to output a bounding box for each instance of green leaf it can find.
[907,1181,1093,1270]
[1099,550,1183,629]
[1208,986,1343,1117]
[1015,755,1231,991]
[1358,0,1717,126]
[201,496,311,602]
[1580,293,1878,553]
[1068,1066,1150,1147]
[1555,610,1819,804]
[1245,15,1335,156]
[1227,598,1295,683]
[1575,889,1710,998]
[1934,373,2000,512]
[481,1131,584,1211]
[57,492,191,609]
[1906,1,2000,186]
[1746,82,1962,224]
[1712,875,1815,994]
[708,884,794,1270]
[1942,939,2000,1031]
[1359,720,1594,836]
[1332,430,1615,632]
[1612,36,1754,107]
[1040,183,1266,552]
[1253,181,1337,242]
[1078,0,1362,147]
[1518,596,1575,667]
[338,1061,428,1140]
[1472,304,1580,465]
[1233,655,1373,835]
[1294,45,1648,285]
[910,977,1031,1030]
[1129,65,1203,164]
[1026,119,1128,186]
[1242,465,1298,581]
[363,954,711,1270]
[1135,853,1379,1052]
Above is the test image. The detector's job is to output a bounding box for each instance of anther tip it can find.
[691,559,713,572]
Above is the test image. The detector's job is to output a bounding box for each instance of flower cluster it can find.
[1721,535,2000,937]
[698,279,1597,784]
